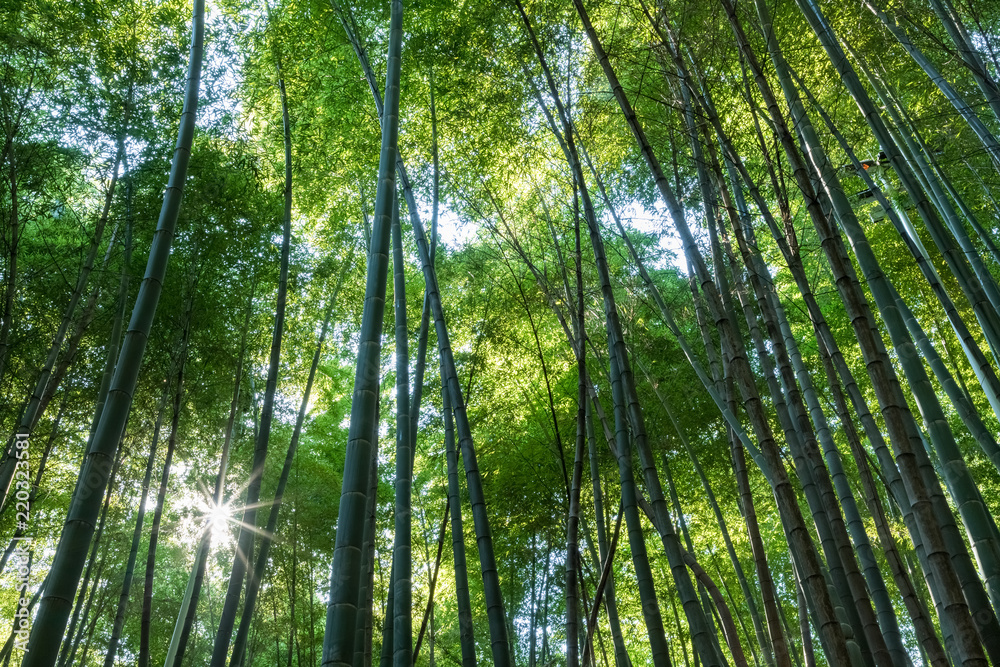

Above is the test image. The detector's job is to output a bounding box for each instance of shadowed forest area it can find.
[3,0,1000,666]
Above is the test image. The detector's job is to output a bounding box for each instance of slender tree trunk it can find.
[541,537,551,666]
[815,335,949,667]
[564,195,586,667]
[442,377,476,667]
[529,533,538,667]
[103,369,171,667]
[141,311,192,667]
[663,459,748,667]
[796,582,815,667]
[691,35,953,664]
[0,142,124,511]
[581,499,623,667]
[166,286,255,667]
[603,341,672,667]
[65,561,109,667]
[853,47,1000,363]
[639,361,772,667]
[389,187,413,667]
[213,45,295,667]
[789,64,1000,440]
[710,147,890,666]
[230,290,338,667]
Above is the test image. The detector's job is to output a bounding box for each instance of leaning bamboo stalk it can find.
[686,75,881,659]
[60,444,124,667]
[442,376,476,667]
[21,2,204,661]
[717,228,869,662]
[517,13,732,661]
[354,393,381,667]
[639,360,770,667]
[604,340,673,667]
[663,459,748,667]
[412,499,449,664]
[815,334,949,667]
[588,119,791,667]
[707,119,893,633]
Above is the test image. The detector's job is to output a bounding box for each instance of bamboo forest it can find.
[8,0,1000,665]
